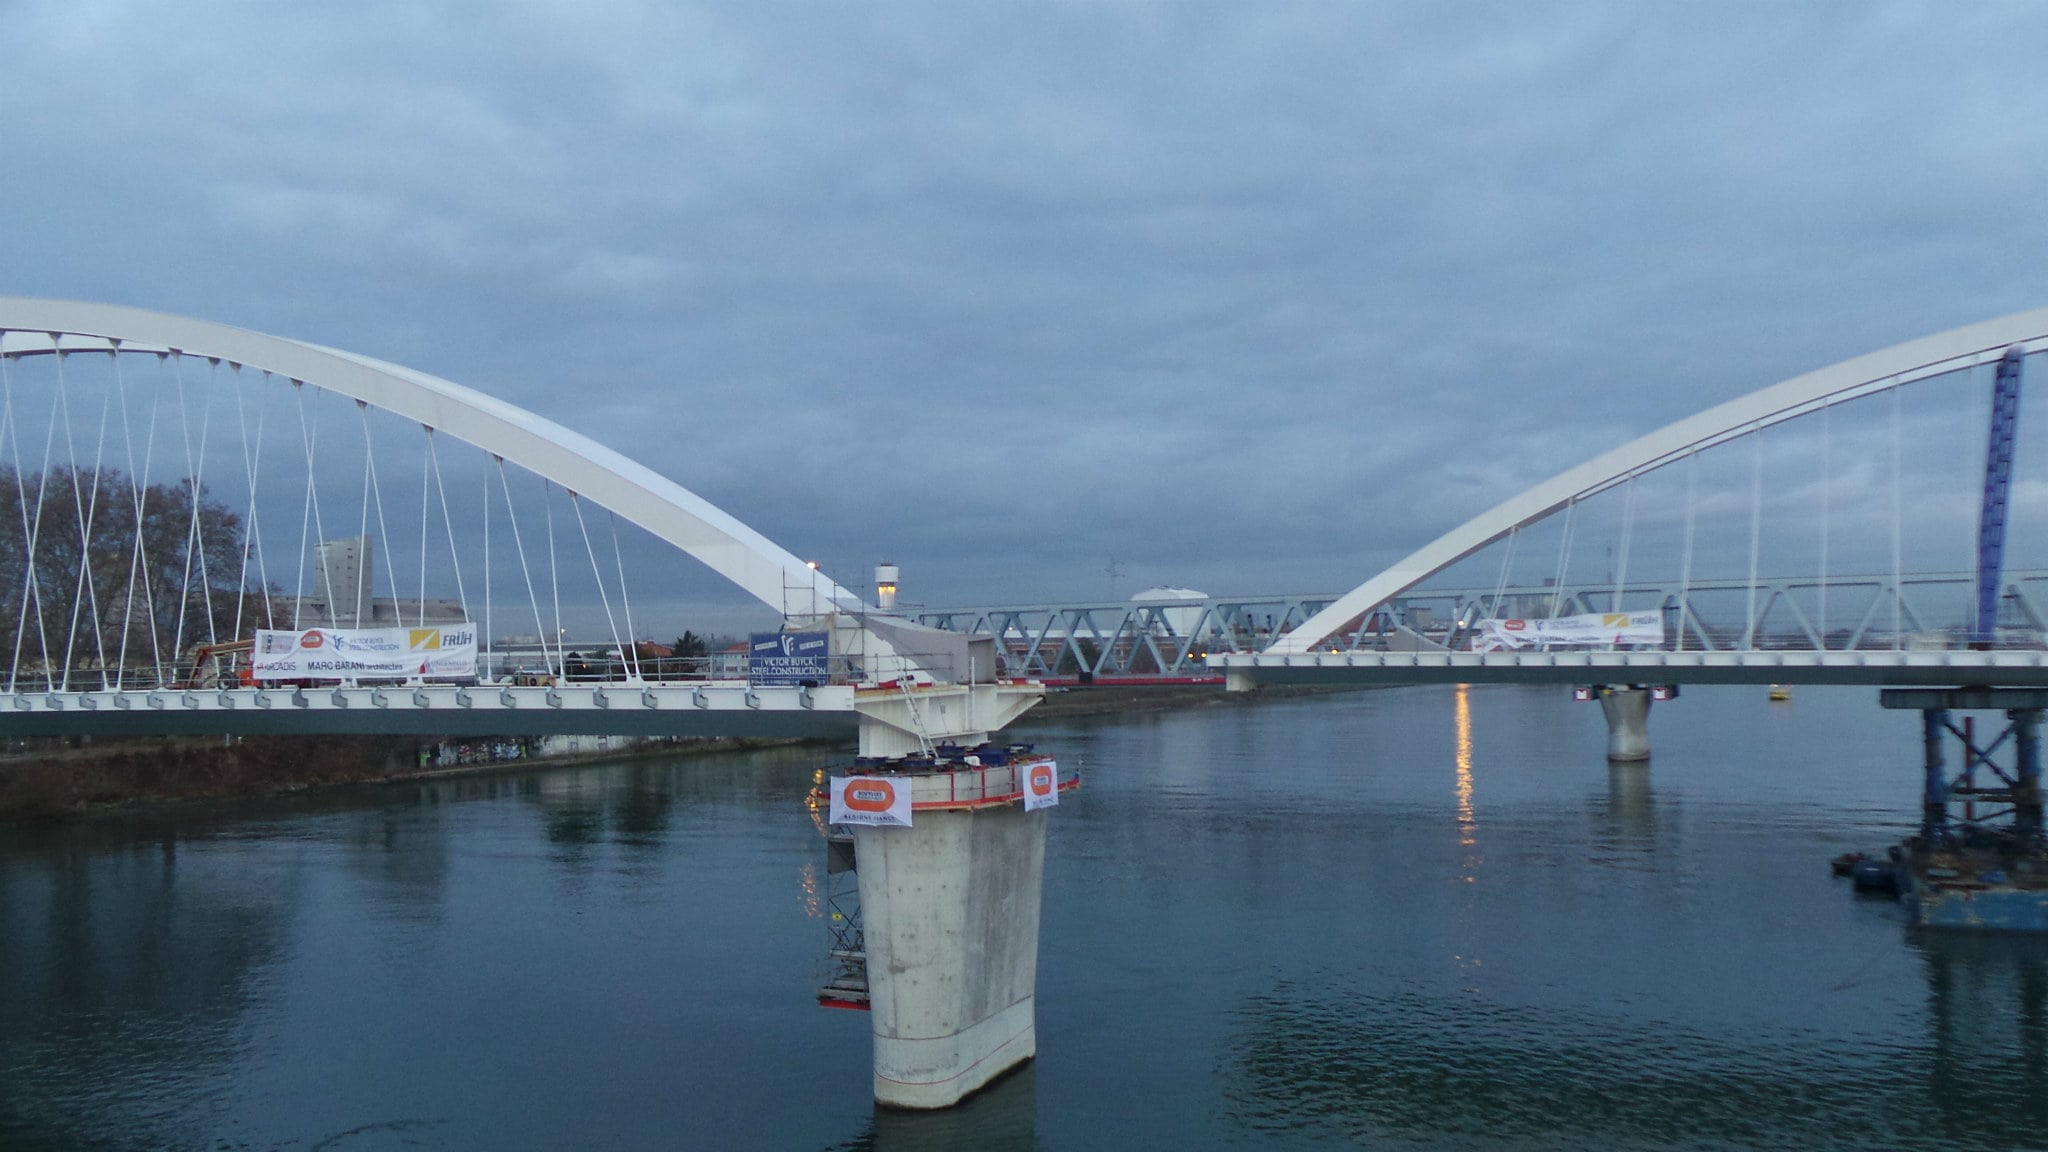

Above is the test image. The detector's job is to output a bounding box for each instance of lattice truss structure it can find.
[0,301,869,696]
[923,572,2048,680]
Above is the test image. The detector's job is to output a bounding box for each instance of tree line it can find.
[0,466,274,684]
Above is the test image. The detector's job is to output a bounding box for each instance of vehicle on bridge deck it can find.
[183,640,257,690]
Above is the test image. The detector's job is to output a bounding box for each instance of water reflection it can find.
[0,741,840,1149]
[611,763,675,845]
[1603,763,1654,834]
[1224,936,2048,1150]
[1917,932,2048,1137]
[338,807,452,924]
[824,1062,1039,1152]
[0,830,295,1147]
[528,770,608,855]
[1601,762,1658,843]
[0,688,2022,1149]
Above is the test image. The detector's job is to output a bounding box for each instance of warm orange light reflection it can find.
[799,860,821,920]
[1454,682,1475,849]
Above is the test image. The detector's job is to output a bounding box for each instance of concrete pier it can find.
[1600,686,1652,762]
[837,685,1063,1108]
[855,799,1048,1108]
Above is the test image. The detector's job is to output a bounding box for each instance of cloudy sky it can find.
[6,2,2047,630]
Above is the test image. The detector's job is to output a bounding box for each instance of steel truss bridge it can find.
[920,569,2048,685]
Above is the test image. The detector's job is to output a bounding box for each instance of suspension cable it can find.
[1487,526,1518,623]
[570,493,629,681]
[166,356,217,667]
[357,401,405,631]
[17,337,70,691]
[0,341,28,692]
[1677,449,1699,652]
[0,338,21,691]
[1743,423,1764,650]
[425,431,470,624]
[58,348,117,689]
[482,454,493,676]
[417,425,432,627]
[495,458,554,675]
[1891,379,1904,649]
[185,358,223,650]
[543,479,564,672]
[1817,399,1831,649]
[609,511,642,681]
[294,380,334,632]
[351,402,373,628]
[0,332,55,688]
[1612,474,1637,617]
[1548,498,1577,622]
[231,367,275,636]
[119,353,169,685]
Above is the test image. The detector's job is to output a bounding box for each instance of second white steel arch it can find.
[1272,306,2048,654]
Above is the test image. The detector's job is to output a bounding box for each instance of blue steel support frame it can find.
[1974,346,2027,645]
[1924,708,1950,840]
[2017,708,2043,843]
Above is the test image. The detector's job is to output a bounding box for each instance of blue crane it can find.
[1973,345,2028,647]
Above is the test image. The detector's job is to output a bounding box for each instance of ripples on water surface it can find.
[2,685,2044,1150]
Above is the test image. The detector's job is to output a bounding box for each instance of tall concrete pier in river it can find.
[843,690,1068,1109]
[854,780,1051,1107]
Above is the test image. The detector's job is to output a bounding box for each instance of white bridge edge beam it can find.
[1272,305,2048,654]
[0,298,868,624]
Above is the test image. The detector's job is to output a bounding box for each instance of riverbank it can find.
[0,732,810,824]
[0,682,1368,823]
[1014,681,1374,723]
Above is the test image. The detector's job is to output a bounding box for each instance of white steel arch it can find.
[1273,306,2048,654]
[0,298,868,620]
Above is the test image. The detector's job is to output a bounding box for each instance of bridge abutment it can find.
[1599,686,1652,762]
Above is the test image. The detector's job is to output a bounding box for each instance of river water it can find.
[2,684,2044,1150]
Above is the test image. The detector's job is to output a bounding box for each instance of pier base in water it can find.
[855,802,1048,1109]
[1600,687,1652,762]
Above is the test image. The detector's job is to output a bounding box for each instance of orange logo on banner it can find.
[299,630,326,649]
[843,780,898,812]
[1029,764,1054,796]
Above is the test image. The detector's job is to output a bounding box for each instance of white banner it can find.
[1021,758,1060,812]
[251,624,479,681]
[829,775,913,827]
[1471,611,1663,652]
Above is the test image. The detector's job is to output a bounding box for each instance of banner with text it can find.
[1021,759,1061,812]
[1471,612,1663,652]
[829,775,913,827]
[749,631,830,685]
[251,624,479,680]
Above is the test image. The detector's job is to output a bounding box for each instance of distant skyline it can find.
[7,2,2048,632]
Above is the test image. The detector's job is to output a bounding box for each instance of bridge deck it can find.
[1211,649,2048,688]
[0,683,861,739]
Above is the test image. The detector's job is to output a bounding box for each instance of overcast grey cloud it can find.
[5,1,2048,629]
